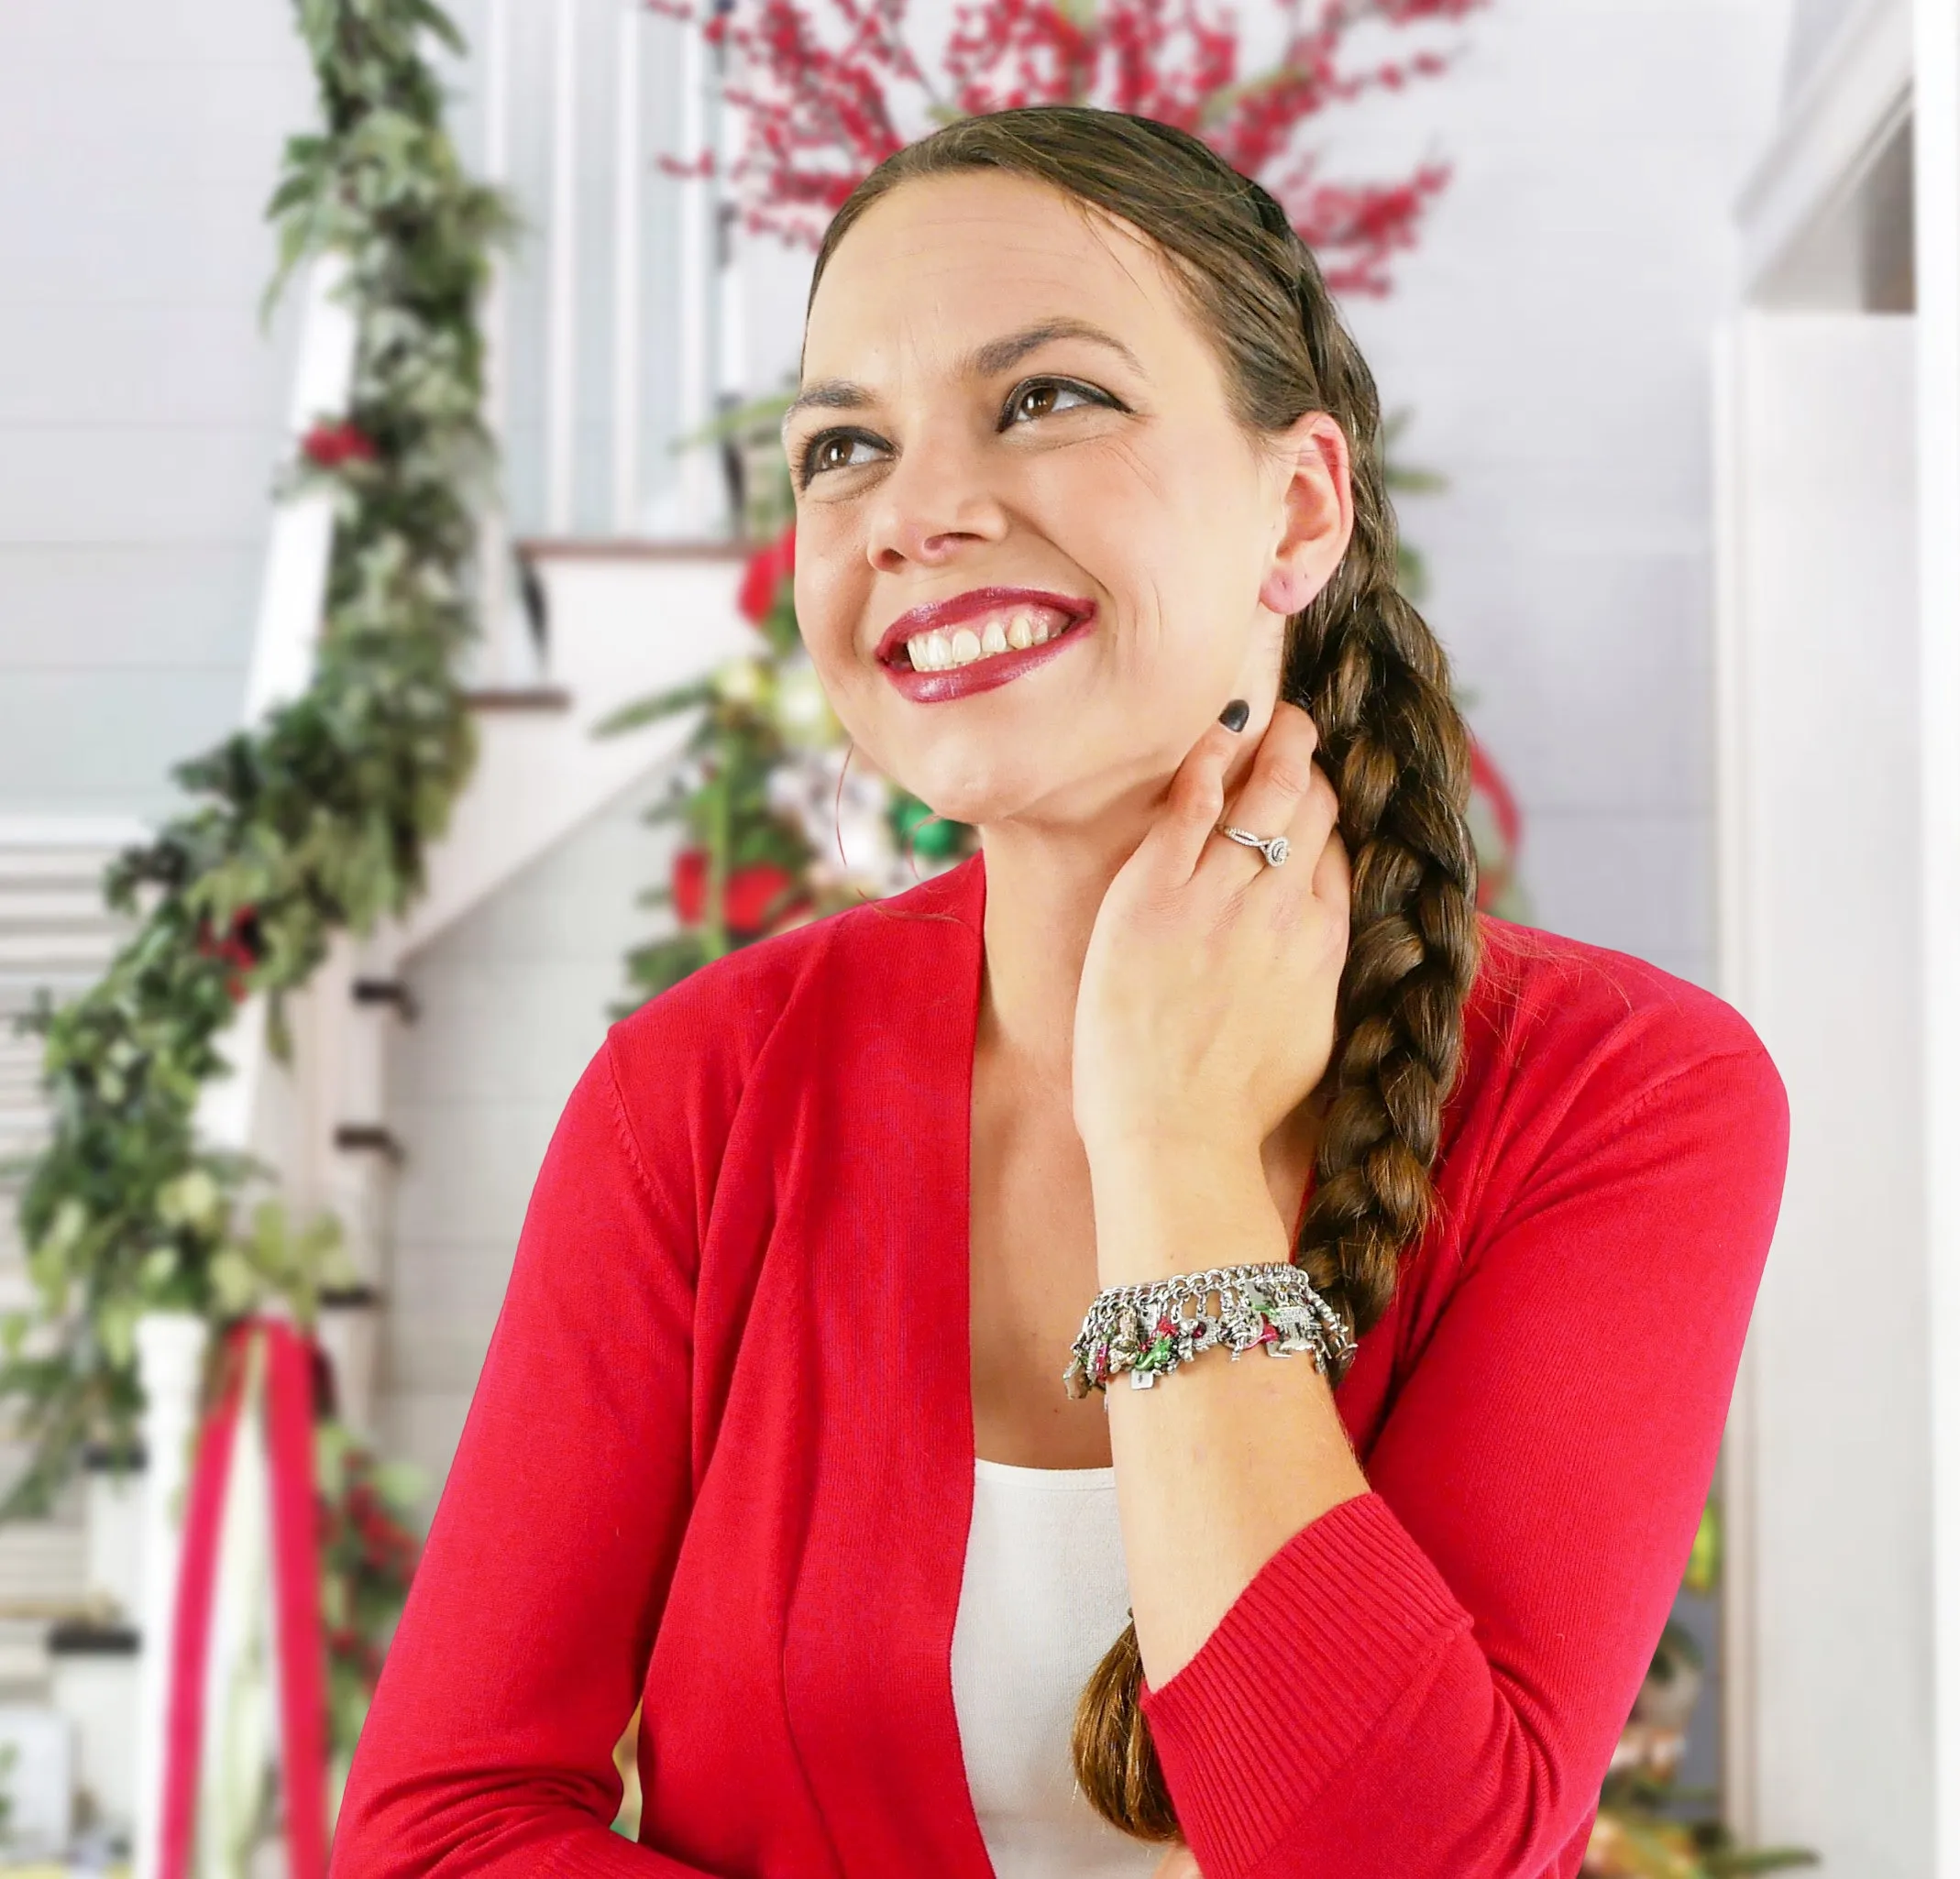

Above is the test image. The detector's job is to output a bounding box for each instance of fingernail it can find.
[1218,699,1250,732]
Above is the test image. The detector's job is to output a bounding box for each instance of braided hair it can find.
[806,104,1484,1841]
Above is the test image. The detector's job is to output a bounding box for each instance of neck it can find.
[971,802,1326,1215]
[974,812,1133,1084]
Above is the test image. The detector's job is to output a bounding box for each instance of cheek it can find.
[789,539,864,682]
[787,543,907,768]
[1042,437,1266,665]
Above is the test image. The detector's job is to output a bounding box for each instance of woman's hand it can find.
[1072,699,1349,1176]
[1151,1845,1203,1878]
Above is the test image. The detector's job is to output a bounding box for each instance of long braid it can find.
[1283,318,1483,1359]
[809,104,1485,1843]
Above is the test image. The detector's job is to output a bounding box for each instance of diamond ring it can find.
[1217,823,1290,867]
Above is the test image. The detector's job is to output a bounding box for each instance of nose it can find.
[862,426,1008,574]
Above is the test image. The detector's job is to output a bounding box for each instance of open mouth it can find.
[895,601,1081,674]
[875,588,1097,702]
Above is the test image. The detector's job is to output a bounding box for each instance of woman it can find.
[331,107,1788,1879]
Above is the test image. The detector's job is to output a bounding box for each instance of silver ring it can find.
[1217,823,1290,867]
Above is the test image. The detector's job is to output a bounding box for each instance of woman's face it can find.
[787,169,1346,832]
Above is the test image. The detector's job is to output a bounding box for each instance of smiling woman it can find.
[330,107,1789,1879]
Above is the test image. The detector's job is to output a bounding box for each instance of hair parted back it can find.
[807,104,1484,1843]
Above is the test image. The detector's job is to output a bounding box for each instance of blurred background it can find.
[0,0,1949,1873]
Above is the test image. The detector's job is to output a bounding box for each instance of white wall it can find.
[1784,0,1876,90]
[0,1,312,818]
[1716,311,1928,1874]
[1328,0,1788,991]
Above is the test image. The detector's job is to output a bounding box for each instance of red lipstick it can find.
[875,587,1097,704]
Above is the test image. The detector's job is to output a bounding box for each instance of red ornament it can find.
[195,907,261,1003]
[1155,1315,1179,1338]
[671,849,808,935]
[724,863,800,933]
[737,522,797,628]
[672,849,710,925]
[301,421,379,468]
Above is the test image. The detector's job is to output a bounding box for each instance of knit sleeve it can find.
[330,1030,715,1878]
[1136,1019,1790,1879]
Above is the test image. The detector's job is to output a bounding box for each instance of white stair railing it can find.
[127,249,358,1879]
[458,0,743,696]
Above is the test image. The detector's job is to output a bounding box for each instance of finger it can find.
[1139,711,1248,885]
[1202,701,1322,884]
[1285,759,1343,903]
[1311,819,1352,922]
[1233,756,1342,916]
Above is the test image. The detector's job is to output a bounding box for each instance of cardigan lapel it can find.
[779,855,999,1875]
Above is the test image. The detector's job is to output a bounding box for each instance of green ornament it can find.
[891,793,965,860]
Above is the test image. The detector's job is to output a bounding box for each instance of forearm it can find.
[1090,1147,1371,1686]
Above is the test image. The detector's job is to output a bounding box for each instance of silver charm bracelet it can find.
[1063,1261,1354,1398]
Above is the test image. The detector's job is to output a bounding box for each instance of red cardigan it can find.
[331,852,1789,1879]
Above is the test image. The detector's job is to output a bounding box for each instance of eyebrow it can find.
[780,318,1145,434]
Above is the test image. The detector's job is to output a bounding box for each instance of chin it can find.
[904,748,1170,842]
[890,753,1053,830]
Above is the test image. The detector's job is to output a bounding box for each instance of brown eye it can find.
[797,428,884,487]
[1003,378,1102,428]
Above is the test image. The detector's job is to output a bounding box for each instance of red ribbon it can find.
[1468,734,1524,911]
[159,1318,327,1879]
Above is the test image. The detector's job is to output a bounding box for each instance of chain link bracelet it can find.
[1062,1261,1353,1398]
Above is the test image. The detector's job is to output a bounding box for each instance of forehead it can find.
[800,170,1203,381]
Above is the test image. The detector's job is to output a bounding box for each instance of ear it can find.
[1257,412,1355,618]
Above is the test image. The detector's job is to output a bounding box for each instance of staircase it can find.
[398,544,754,956]
[0,822,146,1854]
[0,0,769,1852]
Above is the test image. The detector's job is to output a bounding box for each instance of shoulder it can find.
[1453,915,1789,1193]
[600,855,985,1131]
[1467,913,1783,1099]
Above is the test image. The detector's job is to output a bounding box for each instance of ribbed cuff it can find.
[1139,1492,1470,1877]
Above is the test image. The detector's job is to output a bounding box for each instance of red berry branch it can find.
[652,0,1485,295]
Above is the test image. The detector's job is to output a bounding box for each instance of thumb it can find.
[1137,699,1252,886]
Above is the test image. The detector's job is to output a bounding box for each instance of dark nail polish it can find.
[1218,698,1250,732]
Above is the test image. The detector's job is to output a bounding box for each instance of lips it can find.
[875,586,1096,704]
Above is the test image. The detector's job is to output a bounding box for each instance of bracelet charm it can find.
[1062,1262,1352,1399]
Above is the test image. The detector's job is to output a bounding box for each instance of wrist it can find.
[1086,1146,1291,1286]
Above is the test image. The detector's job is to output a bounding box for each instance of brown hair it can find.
[806,104,1483,1841]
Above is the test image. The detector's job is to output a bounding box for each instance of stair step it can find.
[463,686,574,712]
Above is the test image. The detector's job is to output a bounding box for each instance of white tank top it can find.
[949,1457,1165,1877]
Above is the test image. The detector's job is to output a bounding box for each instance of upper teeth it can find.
[906,608,1066,671]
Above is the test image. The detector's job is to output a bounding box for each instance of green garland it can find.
[0,0,511,1519]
